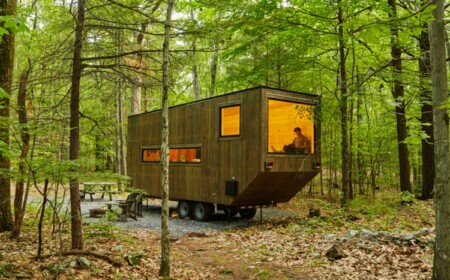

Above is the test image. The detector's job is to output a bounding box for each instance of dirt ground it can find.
[0,192,435,279]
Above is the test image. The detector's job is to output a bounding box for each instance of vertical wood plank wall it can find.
[127,87,320,206]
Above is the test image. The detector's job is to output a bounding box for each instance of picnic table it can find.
[81,182,117,201]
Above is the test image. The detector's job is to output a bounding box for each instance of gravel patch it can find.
[80,198,296,237]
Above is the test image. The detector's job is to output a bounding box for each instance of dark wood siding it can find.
[127,87,320,206]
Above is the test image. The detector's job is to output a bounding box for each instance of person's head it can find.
[293,127,302,135]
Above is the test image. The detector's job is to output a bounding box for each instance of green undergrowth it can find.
[83,221,136,245]
[18,200,135,250]
[282,190,434,235]
[347,191,434,232]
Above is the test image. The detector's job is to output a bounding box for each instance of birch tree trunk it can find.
[209,41,218,97]
[159,0,174,276]
[130,23,146,114]
[190,8,199,101]
[69,0,85,250]
[0,0,16,232]
[429,0,450,278]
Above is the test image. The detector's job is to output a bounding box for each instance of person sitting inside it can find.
[283,127,310,154]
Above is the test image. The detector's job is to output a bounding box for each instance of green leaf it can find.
[0,88,11,100]
[0,27,9,36]
[0,16,29,34]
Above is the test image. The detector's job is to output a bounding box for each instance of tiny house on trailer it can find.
[127,86,321,221]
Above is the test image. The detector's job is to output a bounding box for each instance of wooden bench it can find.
[103,193,145,221]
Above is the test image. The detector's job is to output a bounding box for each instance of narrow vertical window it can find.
[220,105,240,137]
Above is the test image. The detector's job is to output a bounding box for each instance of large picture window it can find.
[220,105,240,137]
[268,99,314,155]
[142,147,202,163]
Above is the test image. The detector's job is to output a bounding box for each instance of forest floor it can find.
[0,189,435,280]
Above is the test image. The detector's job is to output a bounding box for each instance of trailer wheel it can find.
[192,202,212,221]
[239,208,257,219]
[177,201,192,219]
[224,207,239,218]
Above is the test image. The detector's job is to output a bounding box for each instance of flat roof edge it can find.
[128,86,319,118]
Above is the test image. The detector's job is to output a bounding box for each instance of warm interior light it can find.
[143,147,201,163]
[221,106,240,136]
[268,99,314,154]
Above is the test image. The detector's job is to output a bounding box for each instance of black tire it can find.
[192,202,212,221]
[177,200,192,219]
[239,208,257,219]
[224,207,239,218]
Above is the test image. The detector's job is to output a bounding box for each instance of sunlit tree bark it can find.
[159,0,174,277]
[69,0,86,250]
[429,0,450,278]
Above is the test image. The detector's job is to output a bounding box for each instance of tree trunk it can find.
[190,8,199,101]
[131,79,142,114]
[37,179,49,258]
[113,30,127,182]
[11,66,31,239]
[337,2,350,207]
[349,93,354,199]
[429,0,450,278]
[388,0,412,193]
[114,80,124,176]
[0,0,16,232]
[159,0,174,277]
[209,41,218,97]
[130,22,147,114]
[445,29,450,71]
[356,72,365,195]
[192,44,199,100]
[119,82,126,177]
[69,0,85,250]
[95,135,102,171]
[418,17,434,200]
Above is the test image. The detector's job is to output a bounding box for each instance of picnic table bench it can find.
[80,189,96,201]
[81,182,117,201]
